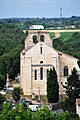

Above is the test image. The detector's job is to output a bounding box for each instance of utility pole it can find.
[60,8,62,28]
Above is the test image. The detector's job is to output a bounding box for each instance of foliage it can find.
[0,94,6,111]
[62,68,80,112]
[0,102,80,120]
[12,87,23,102]
[60,32,74,40]
[0,94,6,105]
[0,16,80,29]
[58,111,80,120]
[49,32,55,38]
[0,24,27,80]
[47,67,59,103]
[0,74,6,89]
[35,107,56,120]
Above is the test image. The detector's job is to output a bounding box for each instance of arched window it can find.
[64,66,68,76]
[33,35,38,44]
[40,68,43,80]
[46,69,49,79]
[34,70,37,80]
[40,35,44,42]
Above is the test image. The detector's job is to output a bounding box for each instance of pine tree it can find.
[47,67,59,103]
[62,67,80,112]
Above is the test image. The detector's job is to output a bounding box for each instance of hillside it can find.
[0,23,80,89]
[0,24,27,81]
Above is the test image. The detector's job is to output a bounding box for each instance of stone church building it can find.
[20,30,79,95]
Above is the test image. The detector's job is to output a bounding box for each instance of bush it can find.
[0,102,80,120]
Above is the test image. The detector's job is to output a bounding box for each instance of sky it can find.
[0,0,80,18]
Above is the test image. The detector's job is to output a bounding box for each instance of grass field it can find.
[49,32,55,38]
[49,31,79,41]
[60,32,74,40]
[49,32,75,39]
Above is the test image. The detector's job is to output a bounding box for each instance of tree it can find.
[0,94,6,104]
[0,24,27,80]
[12,87,23,102]
[47,67,59,103]
[62,68,80,112]
[0,103,80,120]
[0,74,6,89]
[0,93,6,111]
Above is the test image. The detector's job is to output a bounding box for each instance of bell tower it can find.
[25,30,52,49]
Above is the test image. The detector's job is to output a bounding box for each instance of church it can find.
[20,30,79,96]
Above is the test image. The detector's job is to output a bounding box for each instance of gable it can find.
[24,42,58,65]
[25,42,58,57]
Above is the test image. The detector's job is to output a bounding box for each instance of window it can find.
[40,47,42,54]
[40,68,43,80]
[33,35,38,44]
[64,66,68,76]
[34,70,37,80]
[40,35,44,42]
[40,61,43,64]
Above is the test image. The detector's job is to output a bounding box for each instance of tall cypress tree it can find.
[47,67,59,103]
[62,67,80,112]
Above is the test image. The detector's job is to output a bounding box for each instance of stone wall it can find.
[20,30,79,96]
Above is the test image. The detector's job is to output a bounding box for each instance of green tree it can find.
[0,94,6,111]
[0,103,80,120]
[62,68,80,112]
[0,94,6,105]
[0,24,27,79]
[47,67,59,103]
[12,87,23,102]
[0,74,5,89]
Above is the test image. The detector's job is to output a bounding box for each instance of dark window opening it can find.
[40,47,42,54]
[40,35,44,42]
[64,66,68,76]
[34,70,37,80]
[40,61,43,64]
[40,68,43,80]
[33,35,38,44]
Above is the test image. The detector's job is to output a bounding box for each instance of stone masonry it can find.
[20,30,79,95]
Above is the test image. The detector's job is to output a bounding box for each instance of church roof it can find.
[56,50,79,61]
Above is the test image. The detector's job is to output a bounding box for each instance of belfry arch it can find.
[33,35,38,44]
[40,35,44,42]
